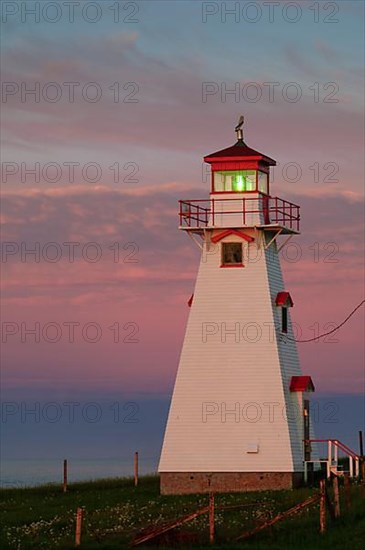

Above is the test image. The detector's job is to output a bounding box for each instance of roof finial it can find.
[235,115,244,142]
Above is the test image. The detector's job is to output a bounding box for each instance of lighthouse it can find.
[159,118,315,494]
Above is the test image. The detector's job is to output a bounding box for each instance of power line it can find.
[285,299,365,343]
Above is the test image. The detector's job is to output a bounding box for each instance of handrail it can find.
[180,196,301,208]
[304,438,360,481]
[179,196,300,231]
[331,440,360,459]
[304,439,360,459]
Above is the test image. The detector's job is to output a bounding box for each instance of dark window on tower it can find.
[281,307,288,333]
[304,399,311,460]
[221,242,243,266]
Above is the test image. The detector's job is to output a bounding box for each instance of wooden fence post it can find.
[319,479,326,534]
[134,452,139,487]
[324,486,335,521]
[209,493,215,545]
[333,476,340,518]
[344,474,351,510]
[63,459,68,493]
[75,507,83,546]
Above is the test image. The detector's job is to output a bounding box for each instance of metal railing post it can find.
[290,203,292,229]
[275,197,278,224]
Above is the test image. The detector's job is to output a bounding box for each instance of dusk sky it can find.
[1,0,364,483]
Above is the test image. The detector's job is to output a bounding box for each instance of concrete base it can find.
[160,472,303,495]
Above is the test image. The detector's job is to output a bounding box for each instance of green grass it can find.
[1,476,364,549]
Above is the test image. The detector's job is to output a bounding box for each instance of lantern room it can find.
[204,116,276,196]
[179,116,300,233]
[212,169,269,194]
[204,141,275,195]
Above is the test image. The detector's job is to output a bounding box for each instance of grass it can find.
[0,475,364,549]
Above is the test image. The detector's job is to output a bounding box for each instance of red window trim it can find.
[209,190,269,195]
[209,190,261,195]
[212,229,254,244]
[220,263,245,268]
[210,169,270,195]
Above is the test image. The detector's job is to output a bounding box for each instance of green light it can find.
[235,174,245,191]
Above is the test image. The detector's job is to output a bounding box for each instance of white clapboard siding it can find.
[159,229,306,473]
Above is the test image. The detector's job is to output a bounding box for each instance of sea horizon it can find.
[0,456,158,489]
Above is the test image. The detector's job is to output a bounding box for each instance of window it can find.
[281,307,288,333]
[304,399,311,460]
[214,170,257,192]
[276,292,293,332]
[258,171,268,194]
[221,242,243,266]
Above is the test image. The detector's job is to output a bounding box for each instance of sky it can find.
[1,0,364,482]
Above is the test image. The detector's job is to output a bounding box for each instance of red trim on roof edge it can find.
[276,291,294,307]
[211,229,255,244]
[204,143,276,166]
[290,376,315,392]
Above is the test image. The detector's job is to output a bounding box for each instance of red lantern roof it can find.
[290,376,315,392]
[204,140,276,166]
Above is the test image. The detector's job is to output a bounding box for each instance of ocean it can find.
[0,456,159,488]
[1,393,362,488]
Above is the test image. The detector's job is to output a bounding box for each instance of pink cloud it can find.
[1,185,364,395]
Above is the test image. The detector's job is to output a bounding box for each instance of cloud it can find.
[1,184,363,302]
[2,27,364,171]
[1,11,364,398]
[315,40,338,64]
[283,45,323,79]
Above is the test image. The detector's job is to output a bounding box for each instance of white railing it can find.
[304,439,360,482]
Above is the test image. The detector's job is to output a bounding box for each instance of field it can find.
[1,476,364,549]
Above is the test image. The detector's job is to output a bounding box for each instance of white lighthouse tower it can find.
[159,118,315,494]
